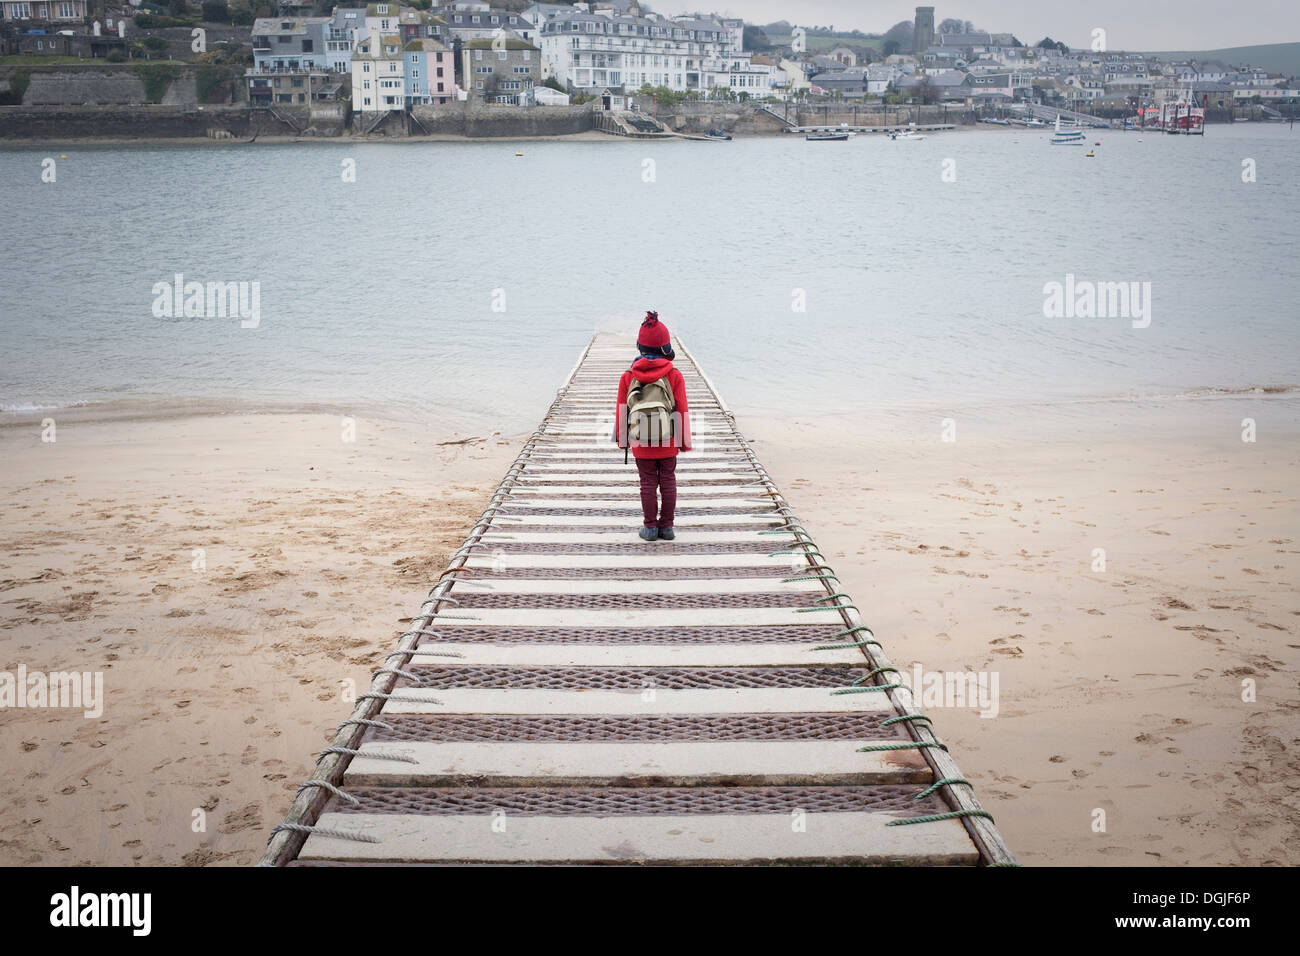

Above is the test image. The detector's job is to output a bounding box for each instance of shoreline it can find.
[0,121,1059,148]
[1,117,1279,148]
[5,387,1298,442]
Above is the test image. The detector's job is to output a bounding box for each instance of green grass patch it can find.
[195,64,238,103]
[0,68,30,104]
[132,63,181,103]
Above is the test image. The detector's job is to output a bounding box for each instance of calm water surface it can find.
[1,125,1297,437]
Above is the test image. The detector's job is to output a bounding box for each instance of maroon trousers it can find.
[635,457,677,529]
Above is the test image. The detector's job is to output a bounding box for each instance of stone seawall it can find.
[408,102,597,137]
[0,105,306,140]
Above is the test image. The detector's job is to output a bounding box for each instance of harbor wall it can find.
[407,102,598,137]
[0,104,304,140]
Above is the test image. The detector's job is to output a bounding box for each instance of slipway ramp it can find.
[260,334,1015,866]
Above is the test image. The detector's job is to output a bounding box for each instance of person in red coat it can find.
[615,311,692,541]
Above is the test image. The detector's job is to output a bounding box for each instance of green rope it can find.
[856,741,948,753]
[814,638,882,651]
[768,550,825,560]
[813,592,853,604]
[832,682,903,695]
[914,777,972,800]
[851,666,902,686]
[813,626,879,650]
[796,604,858,614]
[887,809,994,827]
[881,713,932,728]
[782,575,842,585]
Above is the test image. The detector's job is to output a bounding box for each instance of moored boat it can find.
[1051,114,1086,145]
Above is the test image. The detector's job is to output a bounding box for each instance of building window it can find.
[475,49,483,60]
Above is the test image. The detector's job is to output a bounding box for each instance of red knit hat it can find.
[637,310,671,349]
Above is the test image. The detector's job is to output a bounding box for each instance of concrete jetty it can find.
[260,334,1015,866]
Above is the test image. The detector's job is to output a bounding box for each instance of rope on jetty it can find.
[317,746,419,764]
[887,809,995,827]
[297,780,360,805]
[915,777,972,800]
[857,741,949,754]
[268,823,379,844]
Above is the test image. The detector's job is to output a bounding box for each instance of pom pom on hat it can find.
[637,310,671,348]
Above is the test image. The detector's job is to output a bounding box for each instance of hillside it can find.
[1144,41,1300,77]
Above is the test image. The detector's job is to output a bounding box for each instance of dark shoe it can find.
[639,526,659,541]
[658,526,676,541]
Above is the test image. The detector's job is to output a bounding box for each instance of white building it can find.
[538,9,773,97]
[352,31,406,112]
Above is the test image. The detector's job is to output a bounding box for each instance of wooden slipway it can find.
[261,333,1015,867]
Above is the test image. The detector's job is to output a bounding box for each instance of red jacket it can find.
[615,358,692,459]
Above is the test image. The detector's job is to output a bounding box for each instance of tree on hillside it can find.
[882,19,912,50]
[201,0,230,22]
[882,40,900,57]
[743,25,772,52]
[1036,37,1069,53]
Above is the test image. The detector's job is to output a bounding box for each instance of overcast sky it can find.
[658,1,1299,51]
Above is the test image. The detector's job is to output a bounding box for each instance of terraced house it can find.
[538,9,772,97]
[405,37,454,106]
[352,30,405,112]
[461,36,539,104]
[247,16,346,106]
[0,0,86,21]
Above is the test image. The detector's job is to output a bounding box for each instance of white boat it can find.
[890,125,926,140]
[1050,114,1085,145]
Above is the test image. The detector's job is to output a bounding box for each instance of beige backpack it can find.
[625,376,675,463]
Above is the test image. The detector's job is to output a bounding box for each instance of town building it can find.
[460,35,539,104]
[537,9,772,97]
[404,37,454,104]
[0,0,87,22]
[351,30,405,112]
[247,16,345,106]
[913,6,934,54]
[440,5,537,45]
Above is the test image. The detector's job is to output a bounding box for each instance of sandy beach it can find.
[0,409,518,865]
[757,416,1300,866]
[0,402,1296,866]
